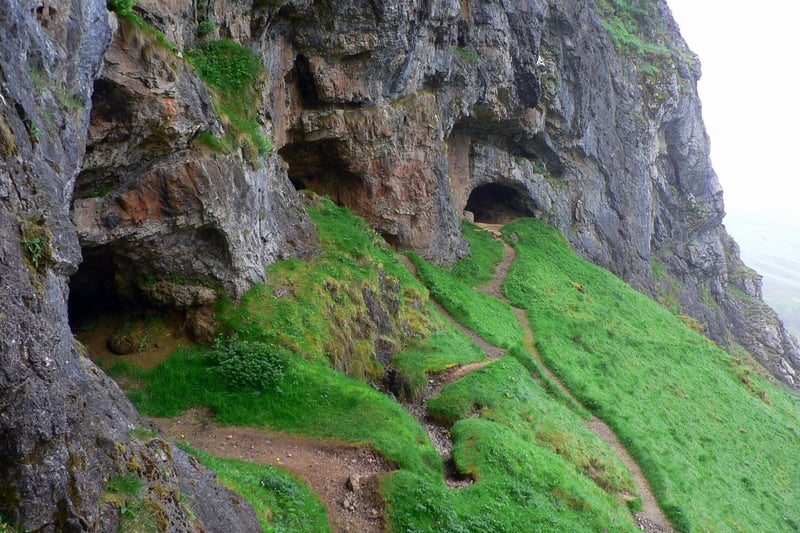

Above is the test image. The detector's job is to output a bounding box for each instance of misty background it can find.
[667,0,800,337]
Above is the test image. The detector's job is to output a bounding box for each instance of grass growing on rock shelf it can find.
[218,196,435,378]
[109,205,800,532]
[111,203,649,532]
[502,218,800,532]
[176,444,331,533]
[185,39,271,162]
[407,252,523,349]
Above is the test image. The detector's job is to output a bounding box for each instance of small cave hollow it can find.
[465,183,535,223]
[279,139,369,212]
[68,246,191,367]
[68,247,134,331]
[287,54,323,109]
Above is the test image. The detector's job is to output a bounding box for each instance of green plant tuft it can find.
[19,218,51,273]
[107,474,143,496]
[209,335,289,391]
[197,19,217,37]
[185,39,272,164]
[107,0,136,16]
[450,46,481,65]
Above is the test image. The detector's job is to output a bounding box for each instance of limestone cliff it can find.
[0,1,261,530]
[2,0,799,529]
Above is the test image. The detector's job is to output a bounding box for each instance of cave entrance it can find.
[68,247,133,329]
[68,246,191,370]
[279,139,368,212]
[465,183,535,223]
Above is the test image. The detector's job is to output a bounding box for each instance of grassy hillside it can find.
[502,219,800,532]
[110,202,800,532]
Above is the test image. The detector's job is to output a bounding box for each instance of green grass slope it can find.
[113,203,800,532]
[502,219,800,532]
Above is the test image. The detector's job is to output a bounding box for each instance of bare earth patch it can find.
[152,408,391,533]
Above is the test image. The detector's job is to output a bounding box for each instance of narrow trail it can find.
[150,223,677,532]
[397,255,501,487]
[154,408,390,533]
[473,222,677,533]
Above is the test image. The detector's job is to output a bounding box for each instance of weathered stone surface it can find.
[254,0,798,385]
[0,1,260,530]
[72,13,317,305]
[4,0,800,527]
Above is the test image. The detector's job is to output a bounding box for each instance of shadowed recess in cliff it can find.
[280,139,369,212]
[68,247,132,324]
[466,183,535,223]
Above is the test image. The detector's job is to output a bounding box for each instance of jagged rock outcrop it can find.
[71,11,316,308]
[3,0,800,529]
[221,0,798,387]
[0,1,260,530]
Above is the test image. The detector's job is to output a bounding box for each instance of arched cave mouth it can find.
[465,183,535,223]
[68,247,190,367]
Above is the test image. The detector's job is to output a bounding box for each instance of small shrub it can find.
[209,336,289,391]
[107,0,136,15]
[197,19,217,37]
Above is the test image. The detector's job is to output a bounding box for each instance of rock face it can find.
[237,0,798,386]
[3,0,799,529]
[0,1,260,530]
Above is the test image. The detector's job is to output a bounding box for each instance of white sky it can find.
[666,0,800,225]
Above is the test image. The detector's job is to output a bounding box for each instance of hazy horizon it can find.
[667,0,800,338]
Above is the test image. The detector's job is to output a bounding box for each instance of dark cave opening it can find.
[280,139,368,211]
[289,54,323,109]
[465,183,535,223]
[68,246,194,363]
[379,231,400,250]
[68,247,133,330]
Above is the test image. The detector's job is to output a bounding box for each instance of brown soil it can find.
[397,254,502,487]
[473,222,515,302]
[152,408,391,533]
[75,310,192,371]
